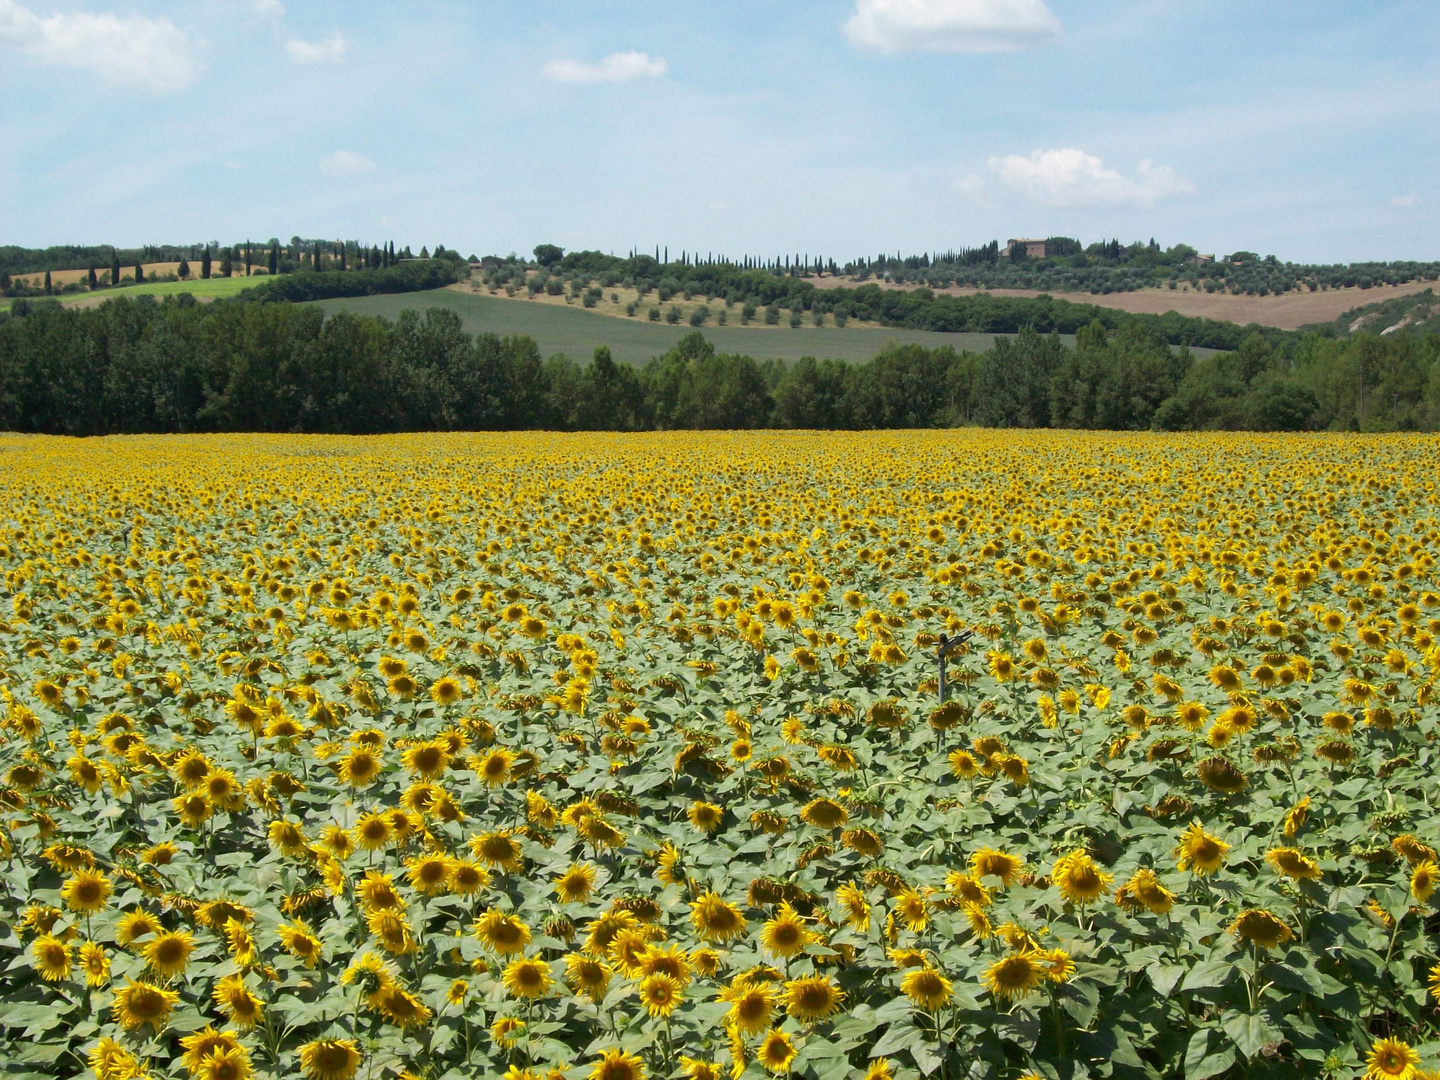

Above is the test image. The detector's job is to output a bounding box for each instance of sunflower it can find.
[760,903,814,959]
[691,892,747,942]
[1114,869,1175,916]
[679,1059,721,1080]
[1052,850,1112,905]
[1411,860,1439,904]
[835,882,871,931]
[90,1037,142,1080]
[944,871,991,908]
[1265,847,1323,882]
[424,675,462,705]
[448,859,490,896]
[400,740,448,780]
[1365,1037,1420,1080]
[1175,822,1229,876]
[892,889,929,932]
[963,904,992,941]
[841,828,884,857]
[61,868,112,914]
[639,972,683,1017]
[116,909,161,945]
[367,909,418,955]
[981,954,1041,1001]
[1283,797,1311,838]
[640,943,692,985]
[757,1030,796,1074]
[477,748,516,787]
[372,984,432,1029]
[565,953,614,999]
[503,957,554,999]
[969,847,1024,888]
[474,908,532,955]
[278,920,324,967]
[864,1061,894,1080]
[901,966,954,1010]
[1229,909,1294,950]
[584,908,637,956]
[800,798,848,829]
[180,1028,244,1075]
[213,972,264,1028]
[356,871,404,912]
[784,975,843,1022]
[79,940,110,985]
[1394,835,1438,866]
[491,1017,526,1048]
[589,1049,646,1080]
[724,982,776,1036]
[197,1045,253,1080]
[143,928,194,978]
[345,814,392,856]
[338,748,382,788]
[471,830,525,872]
[948,749,979,779]
[31,934,72,982]
[298,1039,362,1080]
[682,800,724,835]
[112,978,180,1031]
[406,854,453,896]
[1036,947,1075,983]
[174,791,214,826]
[319,824,356,860]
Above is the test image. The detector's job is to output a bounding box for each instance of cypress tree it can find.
[244,241,252,276]
[220,247,233,278]
[201,247,212,279]
[338,241,346,271]
[111,254,121,286]
[44,270,52,294]
[268,242,278,276]
[88,265,97,289]
[135,263,144,284]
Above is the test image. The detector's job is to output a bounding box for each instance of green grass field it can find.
[318,289,1063,365]
[20,275,261,309]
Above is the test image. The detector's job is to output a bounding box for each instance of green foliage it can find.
[247,261,462,303]
[3,296,1436,435]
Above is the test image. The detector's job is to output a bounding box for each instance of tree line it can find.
[510,244,1440,307]
[0,240,469,297]
[1,294,1436,435]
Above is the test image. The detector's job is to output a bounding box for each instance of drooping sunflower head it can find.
[1229,909,1294,950]
[1052,850,1113,905]
[969,847,1024,888]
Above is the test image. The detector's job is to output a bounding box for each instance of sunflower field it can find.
[2,430,1439,1080]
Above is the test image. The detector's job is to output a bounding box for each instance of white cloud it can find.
[987,148,1193,207]
[1390,192,1421,208]
[319,150,376,177]
[249,0,284,15]
[541,50,667,84]
[844,0,1060,54]
[285,31,346,64]
[0,0,200,91]
[954,173,985,195]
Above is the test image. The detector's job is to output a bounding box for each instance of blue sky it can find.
[1,0,1436,264]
